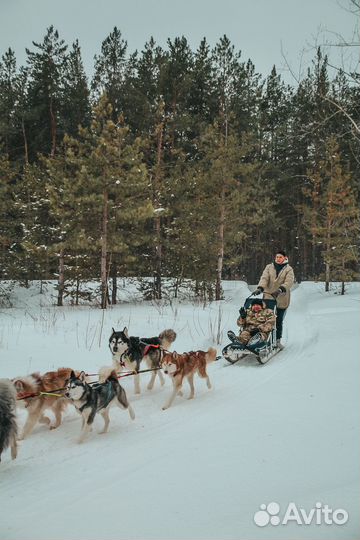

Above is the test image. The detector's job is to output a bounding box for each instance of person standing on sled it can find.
[234,299,276,352]
[253,250,295,350]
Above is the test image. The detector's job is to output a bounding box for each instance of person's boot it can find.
[276,339,284,350]
[227,330,240,343]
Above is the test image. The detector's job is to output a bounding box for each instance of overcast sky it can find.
[0,0,357,84]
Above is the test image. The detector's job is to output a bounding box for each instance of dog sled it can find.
[222,293,280,365]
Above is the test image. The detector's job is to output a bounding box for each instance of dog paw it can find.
[177,390,183,396]
[39,415,51,425]
[162,406,168,410]
[187,396,194,400]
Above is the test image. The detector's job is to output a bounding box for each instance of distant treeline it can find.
[0,26,359,306]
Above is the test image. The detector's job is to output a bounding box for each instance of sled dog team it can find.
[0,327,217,460]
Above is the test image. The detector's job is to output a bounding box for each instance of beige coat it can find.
[257,263,295,309]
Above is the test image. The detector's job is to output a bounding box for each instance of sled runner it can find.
[222,293,280,365]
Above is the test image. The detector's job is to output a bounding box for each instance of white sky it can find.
[0,0,357,84]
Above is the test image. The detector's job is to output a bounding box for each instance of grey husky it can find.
[0,379,18,462]
[65,370,135,443]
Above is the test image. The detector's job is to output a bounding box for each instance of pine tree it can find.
[231,58,262,137]
[26,26,68,159]
[0,154,20,279]
[14,67,30,165]
[187,38,215,124]
[0,49,18,156]
[189,120,262,299]
[59,96,153,308]
[0,51,31,164]
[125,37,166,135]
[61,40,91,137]
[91,27,129,121]
[259,66,292,162]
[304,136,359,291]
[211,35,241,137]
[14,162,59,284]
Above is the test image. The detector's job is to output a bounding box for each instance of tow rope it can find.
[16,388,65,400]
[16,366,162,400]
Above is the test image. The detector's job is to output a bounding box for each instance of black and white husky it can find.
[109,327,176,394]
[0,379,18,462]
[65,370,135,443]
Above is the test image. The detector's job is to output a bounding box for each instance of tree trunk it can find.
[154,215,162,299]
[153,117,164,300]
[57,248,65,307]
[302,237,309,281]
[50,96,57,157]
[21,117,29,165]
[325,213,332,292]
[215,185,225,301]
[325,262,330,291]
[174,267,183,299]
[111,267,117,305]
[101,190,108,309]
[75,278,80,306]
[311,236,317,279]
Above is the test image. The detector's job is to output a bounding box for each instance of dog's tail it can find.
[159,329,177,348]
[107,370,119,383]
[98,366,119,384]
[0,380,18,460]
[205,347,217,363]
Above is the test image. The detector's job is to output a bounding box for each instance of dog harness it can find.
[142,343,161,356]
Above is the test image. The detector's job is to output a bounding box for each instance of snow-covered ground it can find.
[0,280,359,540]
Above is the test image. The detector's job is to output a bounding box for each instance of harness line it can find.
[16,367,162,400]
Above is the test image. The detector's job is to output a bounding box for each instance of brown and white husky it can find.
[161,347,217,410]
[13,367,79,439]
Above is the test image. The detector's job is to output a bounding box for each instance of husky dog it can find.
[0,379,18,462]
[109,327,176,394]
[13,367,78,439]
[65,369,135,443]
[161,347,217,410]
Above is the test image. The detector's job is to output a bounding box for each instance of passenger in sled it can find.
[223,298,277,363]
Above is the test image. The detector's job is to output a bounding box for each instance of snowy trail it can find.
[0,281,359,540]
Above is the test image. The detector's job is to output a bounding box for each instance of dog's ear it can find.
[13,379,24,392]
[123,327,129,338]
[112,327,115,333]
[79,371,86,382]
[70,370,76,378]
[173,352,178,360]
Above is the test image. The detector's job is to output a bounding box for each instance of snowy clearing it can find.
[0,281,359,540]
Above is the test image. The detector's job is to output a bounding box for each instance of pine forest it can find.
[0,26,359,307]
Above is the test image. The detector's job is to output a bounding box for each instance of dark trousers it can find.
[276,308,287,340]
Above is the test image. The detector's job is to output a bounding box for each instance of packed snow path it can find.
[0,281,359,540]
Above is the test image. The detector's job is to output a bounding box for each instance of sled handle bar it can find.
[244,291,260,303]
[243,290,278,306]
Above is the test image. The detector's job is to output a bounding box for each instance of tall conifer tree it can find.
[26,26,68,159]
